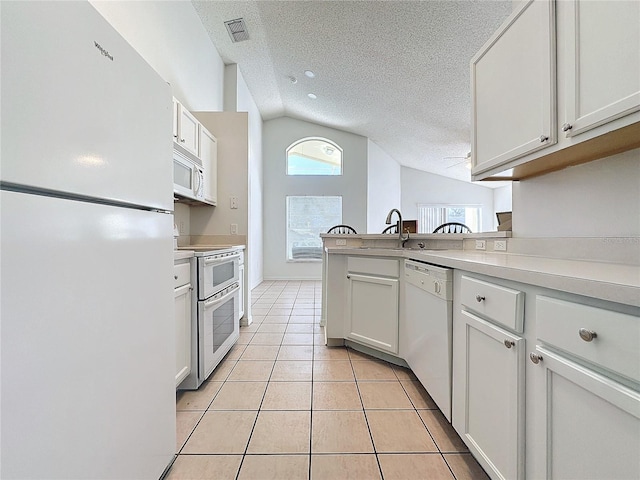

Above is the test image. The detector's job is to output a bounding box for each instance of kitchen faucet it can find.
[385,208,409,248]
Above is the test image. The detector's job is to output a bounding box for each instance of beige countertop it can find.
[173,250,194,261]
[327,247,640,307]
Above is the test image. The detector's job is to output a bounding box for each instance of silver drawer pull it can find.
[504,340,515,349]
[578,328,597,342]
[529,353,543,364]
[174,275,178,280]
[475,295,485,302]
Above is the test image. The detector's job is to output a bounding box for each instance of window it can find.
[286,138,342,175]
[286,196,342,261]
[417,205,482,233]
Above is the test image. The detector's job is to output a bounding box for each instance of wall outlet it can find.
[230,196,238,209]
[336,239,347,246]
[230,223,238,235]
[179,221,185,234]
[494,240,507,251]
[475,240,486,250]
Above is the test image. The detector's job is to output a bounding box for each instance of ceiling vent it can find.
[224,18,250,43]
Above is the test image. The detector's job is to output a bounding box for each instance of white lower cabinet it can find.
[530,346,640,480]
[453,273,640,480]
[174,262,192,388]
[529,295,640,480]
[453,310,525,480]
[346,272,399,354]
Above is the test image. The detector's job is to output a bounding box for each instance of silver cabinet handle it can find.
[475,295,485,302]
[174,275,178,280]
[504,340,515,349]
[562,123,573,132]
[180,138,186,143]
[578,328,597,342]
[529,353,543,364]
[346,274,351,279]
[539,135,549,142]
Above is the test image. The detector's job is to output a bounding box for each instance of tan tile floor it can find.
[170,280,489,480]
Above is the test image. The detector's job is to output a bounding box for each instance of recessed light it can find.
[304,70,315,78]
[307,93,317,99]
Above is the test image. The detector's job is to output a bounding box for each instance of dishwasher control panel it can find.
[404,260,452,300]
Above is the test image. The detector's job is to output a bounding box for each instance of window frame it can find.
[417,204,482,233]
[286,137,343,176]
[285,195,343,263]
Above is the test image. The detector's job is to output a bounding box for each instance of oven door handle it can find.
[203,283,240,309]
[203,253,241,266]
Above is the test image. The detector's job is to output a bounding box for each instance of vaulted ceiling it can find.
[192,0,513,185]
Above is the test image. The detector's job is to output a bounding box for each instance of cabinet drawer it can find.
[460,275,524,332]
[536,296,640,383]
[174,263,190,289]
[347,256,399,277]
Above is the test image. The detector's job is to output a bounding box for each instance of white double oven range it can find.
[178,245,243,390]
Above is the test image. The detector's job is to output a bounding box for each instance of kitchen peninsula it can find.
[321,234,640,480]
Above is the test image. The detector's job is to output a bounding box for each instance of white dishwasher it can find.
[402,259,453,421]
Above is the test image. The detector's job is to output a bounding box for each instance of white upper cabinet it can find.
[172,98,219,206]
[199,126,218,206]
[172,97,179,143]
[471,0,556,175]
[471,0,640,180]
[177,103,199,157]
[562,0,640,137]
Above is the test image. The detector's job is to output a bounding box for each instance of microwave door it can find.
[173,156,193,198]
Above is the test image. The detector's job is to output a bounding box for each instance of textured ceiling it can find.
[192,0,513,186]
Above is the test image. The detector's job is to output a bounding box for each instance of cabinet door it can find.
[172,97,179,142]
[346,273,399,354]
[563,0,640,137]
[200,126,218,205]
[471,0,556,174]
[531,347,640,480]
[453,310,525,480]
[177,104,199,157]
[175,283,192,387]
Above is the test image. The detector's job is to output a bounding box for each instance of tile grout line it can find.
[348,353,386,479]
[234,289,290,480]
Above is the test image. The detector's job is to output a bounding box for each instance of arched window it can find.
[286,137,342,175]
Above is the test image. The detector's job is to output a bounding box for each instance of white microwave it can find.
[173,150,204,202]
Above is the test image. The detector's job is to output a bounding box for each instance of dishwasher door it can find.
[402,260,453,421]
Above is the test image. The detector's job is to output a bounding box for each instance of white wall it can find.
[91,1,224,112]
[367,140,402,233]
[401,167,496,232]
[512,149,640,237]
[225,65,265,289]
[263,117,368,280]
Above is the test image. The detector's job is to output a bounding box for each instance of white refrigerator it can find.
[1,2,176,478]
